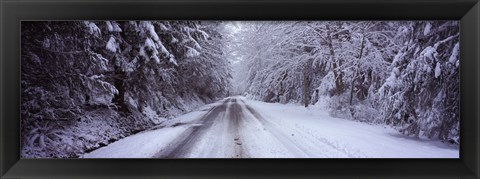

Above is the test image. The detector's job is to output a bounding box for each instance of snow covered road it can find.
[155,98,245,158]
[83,96,459,158]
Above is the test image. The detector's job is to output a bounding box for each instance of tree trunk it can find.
[349,36,366,106]
[303,64,310,107]
[279,71,288,102]
[348,36,366,118]
[326,25,344,96]
[303,58,314,107]
[113,65,129,114]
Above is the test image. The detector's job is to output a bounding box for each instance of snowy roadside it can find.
[241,96,459,158]
[81,100,226,158]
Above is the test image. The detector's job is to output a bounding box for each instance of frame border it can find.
[1,0,479,178]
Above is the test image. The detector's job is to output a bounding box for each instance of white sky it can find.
[220,21,245,65]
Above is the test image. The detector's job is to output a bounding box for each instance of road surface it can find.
[153,97,368,158]
[155,97,262,158]
[155,98,242,158]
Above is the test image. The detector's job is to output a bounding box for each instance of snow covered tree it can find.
[377,21,459,143]
[238,22,325,104]
[21,21,119,157]
[182,21,232,99]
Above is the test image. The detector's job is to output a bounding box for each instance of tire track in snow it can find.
[155,97,248,158]
[154,98,232,158]
[240,99,365,158]
[227,98,247,158]
[241,103,312,157]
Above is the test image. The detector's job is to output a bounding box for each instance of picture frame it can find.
[1,0,479,178]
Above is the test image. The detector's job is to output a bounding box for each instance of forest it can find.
[21,21,459,158]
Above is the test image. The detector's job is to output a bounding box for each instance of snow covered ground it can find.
[83,96,459,158]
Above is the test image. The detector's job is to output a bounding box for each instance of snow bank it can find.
[82,126,189,158]
[244,98,459,158]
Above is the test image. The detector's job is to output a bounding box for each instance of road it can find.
[154,97,250,158]
[152,97,368,158]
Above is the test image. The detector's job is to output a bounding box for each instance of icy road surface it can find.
[83,97,459,158]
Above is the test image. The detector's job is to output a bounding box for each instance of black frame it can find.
[1,0,479,178]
